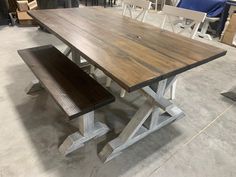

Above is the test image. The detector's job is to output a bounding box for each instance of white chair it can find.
[106,0,152,98]
[161,5,206,99]
[161,5,206,39]
[198,17,220,40]
[122,0,152,22]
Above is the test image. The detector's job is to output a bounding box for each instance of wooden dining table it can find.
[28,7,226,162]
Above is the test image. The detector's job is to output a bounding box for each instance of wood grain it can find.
[18,45,115,119]
[28,7,227,92]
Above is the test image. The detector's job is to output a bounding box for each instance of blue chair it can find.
[178,0,227,40]
[177,0,226,17]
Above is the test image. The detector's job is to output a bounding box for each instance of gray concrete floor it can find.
[0,8,236,177]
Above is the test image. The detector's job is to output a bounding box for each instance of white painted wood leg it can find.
[120,89,126,97]
[59,112,109,156]
[71,50,82,65]
[170,80,177,100]
[63,46,71,57]
[149,79,166,129]
[90,65,96,79]
[106,77,112,88]
[25,79,43,94]
[164,76,177,94]
[99,100,154,162]
[199,21,211,40]
[99,77,185,163]
[90,65,95,75]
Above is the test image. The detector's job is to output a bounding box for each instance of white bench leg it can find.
[25,79,43,94]
[106,77,112,88]
[120,89,126,98]
[63,46,71,57]
[59,111,109,156]
[90,65,96,75]
[72,50,82,65]
[198,21,212,40]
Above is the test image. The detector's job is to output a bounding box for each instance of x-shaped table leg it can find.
[99,77,185,163]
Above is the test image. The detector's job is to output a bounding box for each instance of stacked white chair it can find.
[161,5,206,99]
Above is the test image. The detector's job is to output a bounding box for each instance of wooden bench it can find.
[18,45,115,155]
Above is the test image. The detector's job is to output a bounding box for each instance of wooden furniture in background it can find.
[217,1,236,37]
[18,45,115,156]
[17,1,29,11]
[28,0,38,9]
[221,13,236,46]
[16,9,34,25]
[28,7,226,162]
[16,0,38,25]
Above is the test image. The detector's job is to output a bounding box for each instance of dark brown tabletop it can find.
[28,7,227,92]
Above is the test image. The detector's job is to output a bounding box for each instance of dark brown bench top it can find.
[18,45,115,119]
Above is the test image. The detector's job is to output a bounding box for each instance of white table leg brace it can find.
[99,77,185,163]
[59,111,110,156]
[71,50,91,69]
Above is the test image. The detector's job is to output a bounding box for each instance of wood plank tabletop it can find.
[28,7,227,92]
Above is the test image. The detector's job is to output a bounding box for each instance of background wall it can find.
[37,0,79,9]
[0,0,9,25]
[37,0,58,9]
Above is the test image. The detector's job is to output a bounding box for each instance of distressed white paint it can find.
[59,112,110,156]
[99,77,185,163]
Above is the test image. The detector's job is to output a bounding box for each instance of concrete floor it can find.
[0,8,236,177]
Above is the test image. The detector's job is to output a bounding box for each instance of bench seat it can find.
[18,45,115,120]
